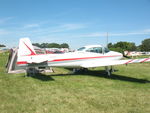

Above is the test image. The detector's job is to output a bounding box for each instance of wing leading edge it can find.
[81,58,150,68]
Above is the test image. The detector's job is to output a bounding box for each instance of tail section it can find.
[18,38,36,57]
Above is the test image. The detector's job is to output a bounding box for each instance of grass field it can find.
[0,53,150,113]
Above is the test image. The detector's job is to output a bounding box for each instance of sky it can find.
[0,0,150,49]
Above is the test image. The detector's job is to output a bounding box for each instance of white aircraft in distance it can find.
[17,38,150,76]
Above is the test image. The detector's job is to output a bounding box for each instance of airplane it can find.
[17,38,150,76]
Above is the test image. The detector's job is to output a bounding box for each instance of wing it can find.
[81,58,150,68]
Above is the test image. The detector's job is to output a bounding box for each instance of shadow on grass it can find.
[81,70,150,84]
[50,70,150,84]
[28,69,150,83]
[29,73,55,81]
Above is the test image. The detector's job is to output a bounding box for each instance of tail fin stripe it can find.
[23,42,36,55]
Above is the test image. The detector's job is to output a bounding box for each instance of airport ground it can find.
[0,52,150,113]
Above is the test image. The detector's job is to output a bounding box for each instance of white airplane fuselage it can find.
[16,38,123,69]
[17,51,123,68]
[15,38,150,75]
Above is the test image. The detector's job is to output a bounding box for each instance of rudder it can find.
[18,38,36,57]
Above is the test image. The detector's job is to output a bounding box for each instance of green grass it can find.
[0,53,150,113]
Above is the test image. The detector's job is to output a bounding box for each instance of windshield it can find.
[86,47,103,53]
[104,47,110,53]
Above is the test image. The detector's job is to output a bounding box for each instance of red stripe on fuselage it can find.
[48,55,121,62]
[17,61,28,65]
[17,55,121,65]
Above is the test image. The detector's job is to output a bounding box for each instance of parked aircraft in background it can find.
[17,38,150,76]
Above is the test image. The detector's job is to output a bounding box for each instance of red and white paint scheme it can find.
[17,38,150,75]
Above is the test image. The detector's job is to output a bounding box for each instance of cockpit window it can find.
[86,47,102,53]
[77,47,86,51]
[104,47,110,53]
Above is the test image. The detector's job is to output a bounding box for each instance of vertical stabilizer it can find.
[18,38,36,57]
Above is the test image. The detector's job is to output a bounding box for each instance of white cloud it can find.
[142,29,150,33]
[78,32,106,37]
[76,29,150,38]
[61,24,86,30]
[0,29,10,35]
[110,29,150,36]
[50,23,86,33]
[0,17,14,24]
[24,24,40,28]
[21,23,86,35]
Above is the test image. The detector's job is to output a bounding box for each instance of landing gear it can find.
[110,66,115,73]
[73,68,78,73]
[26,67,38,77]
[105,66,114,76]
[25,67,54,77]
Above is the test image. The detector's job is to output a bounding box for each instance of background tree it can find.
[139,38,150,51]
[108,43,113,48]
[60,43,69,48]
[0,44,6,47]
[33,43,69,48]
[47,43,60,48]
[108,41,137,56]
[32,43,41,48]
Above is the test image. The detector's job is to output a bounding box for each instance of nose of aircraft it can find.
[111,51,123,59]
[116,51,123,59]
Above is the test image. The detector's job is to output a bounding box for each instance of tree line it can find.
[108,38,150,55]
[32,43,69,48]
[0,44,6,47]
[1,38,150,51]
